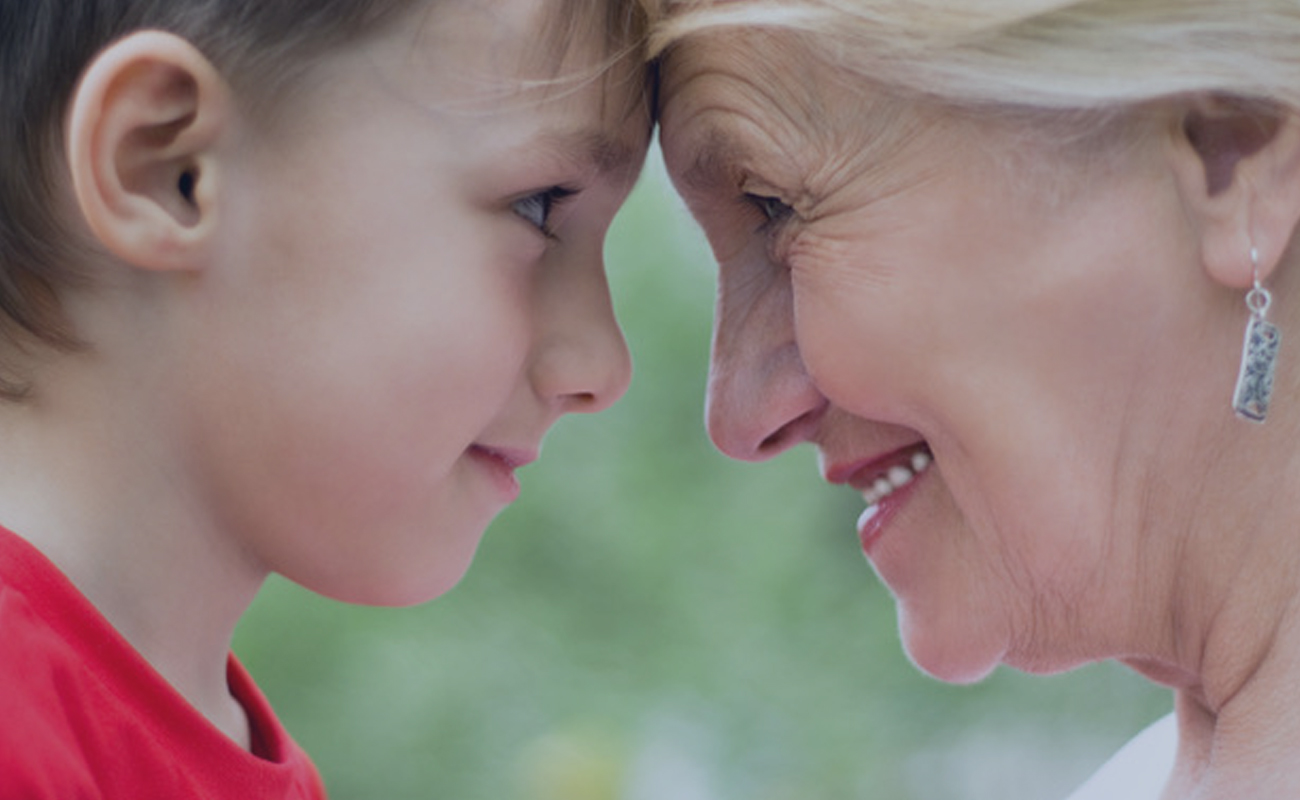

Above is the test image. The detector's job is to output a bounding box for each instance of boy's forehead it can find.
[353,0,649,135]
[401,0,632,82]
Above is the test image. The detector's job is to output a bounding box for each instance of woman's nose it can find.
[530,257,632,415]
[705,261,826,461]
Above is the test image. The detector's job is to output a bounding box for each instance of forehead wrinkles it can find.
[808,83,953,216]
[769,36,954,210]
[663,46,813,192]
[664,32,945,209]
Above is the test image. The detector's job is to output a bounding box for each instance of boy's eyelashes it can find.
[512,185,579,239]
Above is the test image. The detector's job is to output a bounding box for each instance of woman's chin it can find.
[898,611,1004,685]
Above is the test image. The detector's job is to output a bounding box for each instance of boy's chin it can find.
[294,542,484,608]
[367,569,473,608]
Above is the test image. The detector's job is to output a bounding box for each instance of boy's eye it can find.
[512,186,578,237]
[745,193,793,225]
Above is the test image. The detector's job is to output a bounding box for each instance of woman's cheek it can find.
[791,258,897,408]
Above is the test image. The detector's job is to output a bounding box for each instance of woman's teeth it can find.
[862,449,932,507]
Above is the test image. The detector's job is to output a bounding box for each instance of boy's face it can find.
[182,0,649,604]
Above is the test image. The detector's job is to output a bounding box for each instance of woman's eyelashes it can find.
[744,192,794,230]
[513,186,579,239]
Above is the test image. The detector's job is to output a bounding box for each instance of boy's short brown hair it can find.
[0,0,654,398]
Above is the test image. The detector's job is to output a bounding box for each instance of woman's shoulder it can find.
[1065,714,1177,800]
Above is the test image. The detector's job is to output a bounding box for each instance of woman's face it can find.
[659,31,1222,682]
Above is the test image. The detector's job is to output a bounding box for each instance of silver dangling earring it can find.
[1232,245,1282,423]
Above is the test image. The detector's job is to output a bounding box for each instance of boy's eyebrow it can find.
[538,127,643,177]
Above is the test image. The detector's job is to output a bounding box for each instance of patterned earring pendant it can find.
[1233,249,1281,423]
[1233,309,1281,422]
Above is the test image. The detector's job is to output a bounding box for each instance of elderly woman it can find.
[653,1,1300,797]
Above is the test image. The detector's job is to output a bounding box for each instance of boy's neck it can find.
[0,387,264,749]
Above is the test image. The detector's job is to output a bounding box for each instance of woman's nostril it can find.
[757,406,823,457]
[758,426,790,455]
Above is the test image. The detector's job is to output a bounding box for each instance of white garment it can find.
[1064,714,1177,800]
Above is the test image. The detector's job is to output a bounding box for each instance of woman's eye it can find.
[512,186,578,238]
[745,193,793,226]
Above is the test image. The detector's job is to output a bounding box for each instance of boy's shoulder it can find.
[0,565,102,798]
[0,528,327,800]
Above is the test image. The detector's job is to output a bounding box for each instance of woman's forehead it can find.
[660,27,900,137]
[660,32,946,189]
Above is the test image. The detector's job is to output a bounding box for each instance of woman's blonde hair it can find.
[652,0,1300,111]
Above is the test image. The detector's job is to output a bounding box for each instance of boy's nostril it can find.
[178,169,197,204]
[569,391,597,408]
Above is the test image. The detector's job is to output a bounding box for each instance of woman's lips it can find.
[828,443,933,552]
[857,447,932,506]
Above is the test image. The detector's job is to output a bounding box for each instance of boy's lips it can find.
[470,444,537,470]
[466,444,538,501]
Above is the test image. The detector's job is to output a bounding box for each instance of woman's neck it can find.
[1165,616,1300,798]
[1159,468,1300,798]
[1120,401,1300,799]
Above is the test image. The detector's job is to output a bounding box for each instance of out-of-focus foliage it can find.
[233,147,1171,800]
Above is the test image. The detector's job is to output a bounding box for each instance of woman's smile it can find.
[824,441,934,553]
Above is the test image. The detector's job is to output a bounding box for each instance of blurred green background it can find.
[233,146,1171,800]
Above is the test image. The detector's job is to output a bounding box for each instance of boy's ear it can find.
[66,31,232,272]
[1172,95,1300,290]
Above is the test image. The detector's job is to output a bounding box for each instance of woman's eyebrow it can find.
[660,122,743,196]
[677,128,749,194]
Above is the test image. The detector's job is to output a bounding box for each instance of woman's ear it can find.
[65,31,233,272]
[1171,95,1300,289]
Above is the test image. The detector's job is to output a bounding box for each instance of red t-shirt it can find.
[0,526,326,799]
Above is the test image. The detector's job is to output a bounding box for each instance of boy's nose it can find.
[530,260,631,415]
[705,260,826,461]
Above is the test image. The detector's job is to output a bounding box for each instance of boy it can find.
[0,0,654,796]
